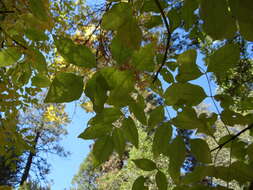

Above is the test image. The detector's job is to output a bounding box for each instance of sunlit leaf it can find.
[55,37,96,68]
[132,43,155,71]
[45,73,83,103]
[101,3,132,30]
[31,74,50,88]
[0,48,22,67]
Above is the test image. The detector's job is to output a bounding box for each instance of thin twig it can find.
[152,0,171,83]
[211,123,253,152]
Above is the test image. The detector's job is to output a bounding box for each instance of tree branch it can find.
[152,0,171,83]
[211,123,253,152]
[0,27,27,49]
[0,10,15,14]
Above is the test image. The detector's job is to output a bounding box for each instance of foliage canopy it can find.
[0,0,253,189]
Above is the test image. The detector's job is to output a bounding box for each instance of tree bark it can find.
[20,131,40,186]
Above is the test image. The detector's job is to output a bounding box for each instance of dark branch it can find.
[0,10,15,14]
[211,123,253,152]
[152,0,171,83]
[0,27,27,49]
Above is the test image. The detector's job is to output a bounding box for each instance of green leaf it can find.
[144,16,163,29]
[218,135,234,148]
[101,3,132,30]
[132,43,155,71]
[168,136,186,184]
[182,166,212,185]
[117,18,142,50]
[0,48,22,67]
[148,106,164,127]
[78,124,113,140]
[112,128,126,156]
[247,143,253,162]
[181,0,198,30]
[164,83,206,106]
[197,113,217,136]
[141,0,167,13]
[207,43,240,79]
[172,107,205,130]
[133,158,157,171]
[132,176,147,190]
[156,171,168,190]
[93,135,114,163]
[54,37,96,68]
[30,49,47,73]
[228,0,253,41]
[84,72,109,112]
[160,68,174,83]
[231,141,247,160]
[129,96,147,125]
[111,35,134,65]
[31,74,50,88]
[101,68,135,105]
[88,108,122,125]
[176,50,202,82]
[45,73,83,103]
[230,161,253,183]
[25,28,48,41]
[200,0,236,40]
[152,123,172,157]
[122,117,139,148]
[29,0,49,22]
[221,109,247,125]
[167,9,181,32]
[190,139,212,163]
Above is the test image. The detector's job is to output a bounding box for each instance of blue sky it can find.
[47,103,93,190]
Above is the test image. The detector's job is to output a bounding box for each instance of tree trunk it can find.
[20,131,40,186]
